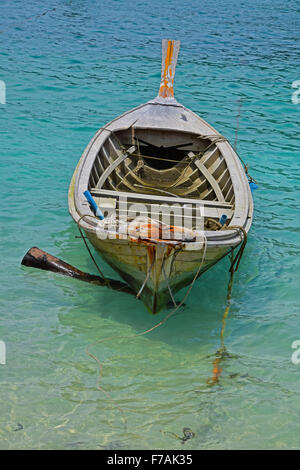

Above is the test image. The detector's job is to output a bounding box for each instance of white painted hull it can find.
[85,231,233,313]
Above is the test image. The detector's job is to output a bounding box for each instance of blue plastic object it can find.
[249,181,258,192]
[219,214,228,226]
[83,190,104,220]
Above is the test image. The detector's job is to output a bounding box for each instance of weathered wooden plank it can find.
[107,136,123,158]
[190,152,225,203]
[90,188,232,209]
[95,146,136,190]
[199,145,219,166]
[116,206,233,220]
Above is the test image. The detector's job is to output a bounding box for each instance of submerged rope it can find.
[85,235,208,428]
[77,210,247,414]
[206,253,235,386]
[206,226,247,386]
[161,427,195,444]
[136,256,155,299]
[161,249,177,308]
[220,255,235,353]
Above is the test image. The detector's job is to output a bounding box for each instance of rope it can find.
[206,225,248,386]
[76,214,109,286]
[78,212,247,408]
[130,151,189,164]
[161,427,195,444]
[197,134,228,144]
[244,163,258,185]
[85,235,208,428]
[161,250,177,308]
[232,98,258,185]
[222,225,247,272]
[129,134,226,166]
[220,254,235,353]
[199,131,258,186]
[164,135,227,191]
[101,126,258,189]
[207,250,235,386]
[164,152,199,190]
[234,98,242,151]
[133,183,180,198]
[136,256,155,299]
[205,218,222,231]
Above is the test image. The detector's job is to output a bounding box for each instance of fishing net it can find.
[95,214,203,242]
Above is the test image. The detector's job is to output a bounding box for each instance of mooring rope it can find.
[220,253,235,353]
[206,251,235,386]
[224,225,247,272]
[136,256,156,299]
[85,235,208,429]
[161,250,178,308]
[206,227,248,386]
[77,210,248,419]
[76,215,109,285]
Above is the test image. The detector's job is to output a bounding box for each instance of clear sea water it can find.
[0,0,299,450]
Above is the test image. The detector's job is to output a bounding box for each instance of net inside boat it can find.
[88,129,235,231]
[95,214,204,243]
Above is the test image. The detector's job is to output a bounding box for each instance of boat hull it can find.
[84,230,232,313]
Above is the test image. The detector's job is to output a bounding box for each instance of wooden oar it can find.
[21,247,135,296]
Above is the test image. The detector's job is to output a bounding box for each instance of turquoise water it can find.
[1,0,300,450]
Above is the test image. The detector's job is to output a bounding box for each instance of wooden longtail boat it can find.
[68,40,253,313]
